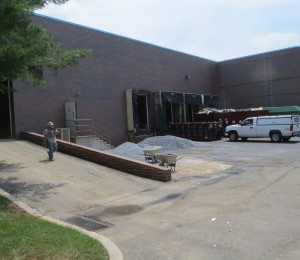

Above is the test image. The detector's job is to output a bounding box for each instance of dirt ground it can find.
[1,138,300,260]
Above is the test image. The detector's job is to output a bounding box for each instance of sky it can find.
[37,0,300,61]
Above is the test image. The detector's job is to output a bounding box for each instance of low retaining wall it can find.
[21,132,171,182]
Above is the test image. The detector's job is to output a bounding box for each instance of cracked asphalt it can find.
[1,138,300,260]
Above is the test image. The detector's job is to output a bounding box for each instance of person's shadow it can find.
[39,159,52,163]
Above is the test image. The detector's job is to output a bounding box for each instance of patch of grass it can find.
[0,196,109,260]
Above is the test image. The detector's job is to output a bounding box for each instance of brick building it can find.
[218,47,300,109]
[1,14,300,145]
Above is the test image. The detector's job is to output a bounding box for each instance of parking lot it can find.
[1,137,300,260]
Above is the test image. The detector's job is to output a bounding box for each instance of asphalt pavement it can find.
[1,138,300,260]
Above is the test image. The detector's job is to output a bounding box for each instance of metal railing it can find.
[66,119,112,145]
[56,128,71,142]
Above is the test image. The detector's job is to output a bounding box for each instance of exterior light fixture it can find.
[75,91,82,96]
[185,75,191,80]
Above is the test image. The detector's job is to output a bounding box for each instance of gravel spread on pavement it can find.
[108,135,204,161]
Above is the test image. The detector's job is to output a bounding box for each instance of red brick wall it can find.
[13,14,219,146]
[21,131,171,182]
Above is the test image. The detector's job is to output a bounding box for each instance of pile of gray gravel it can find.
[107,142,145,162]
[138,135,203,152]
[108,135,204,161]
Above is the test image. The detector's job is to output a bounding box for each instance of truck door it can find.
[239,118,256,137]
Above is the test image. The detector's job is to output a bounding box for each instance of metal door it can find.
[65,102,77,137]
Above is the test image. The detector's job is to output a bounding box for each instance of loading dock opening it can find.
[185,93,203,122]
[165,102,184,124]
[136,94,149,130]
[127,89,220,139]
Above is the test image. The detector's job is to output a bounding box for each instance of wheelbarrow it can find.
[155,153,183,171]
[141,146,162,163]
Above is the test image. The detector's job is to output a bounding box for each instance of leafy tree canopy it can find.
[0,0,91,92]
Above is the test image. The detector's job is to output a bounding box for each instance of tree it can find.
[0,0,91,92]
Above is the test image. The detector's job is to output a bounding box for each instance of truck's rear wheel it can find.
[270,132,282,142]
[228,131,238,142]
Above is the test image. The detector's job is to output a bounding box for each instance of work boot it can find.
[48,151,53,161]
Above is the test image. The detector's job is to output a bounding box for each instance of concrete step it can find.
[75,136,113,151]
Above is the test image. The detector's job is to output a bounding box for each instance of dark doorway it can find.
[136,95,149,129]
[187,104,193,122]
[165,102,184,123]
[186,104,201,122]
[165,102,172,124]
[172,103,184,123]
[0,91,14,138]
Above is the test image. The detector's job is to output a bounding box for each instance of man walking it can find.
[43,122,60,161]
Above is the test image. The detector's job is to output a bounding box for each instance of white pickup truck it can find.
[225,115,300,142]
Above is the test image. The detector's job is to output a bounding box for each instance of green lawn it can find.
[0,195,109,260]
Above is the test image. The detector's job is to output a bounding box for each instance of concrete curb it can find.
[0,189,123,260]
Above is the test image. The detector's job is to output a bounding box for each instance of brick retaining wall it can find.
[21,132,171,182]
